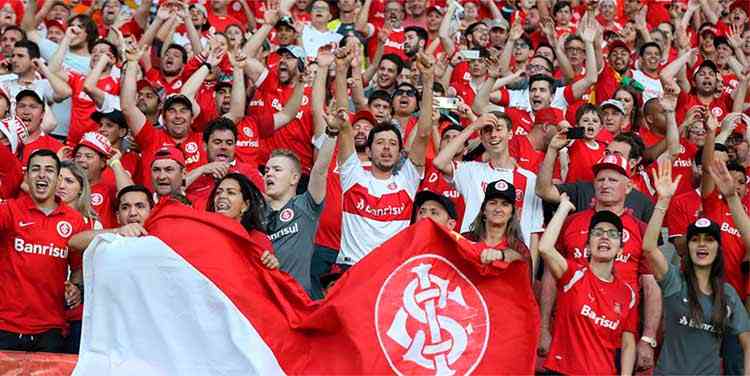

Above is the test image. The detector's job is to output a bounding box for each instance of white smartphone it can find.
[435,97,460,110]
[459,50,481,60]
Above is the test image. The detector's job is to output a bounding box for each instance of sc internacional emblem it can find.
[375,254,489,376]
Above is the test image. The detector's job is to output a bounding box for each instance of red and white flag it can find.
[74,200,540,375]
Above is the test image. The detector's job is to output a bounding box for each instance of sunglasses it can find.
[394,89,417,97]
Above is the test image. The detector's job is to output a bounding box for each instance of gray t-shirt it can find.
[655,263,750,375]
[265,191,323,295]
[556,182,655,222]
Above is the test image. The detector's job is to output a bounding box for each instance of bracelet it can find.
[654,205,668,212]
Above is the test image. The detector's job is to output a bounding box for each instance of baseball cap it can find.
[484,179,516,204]
[486,18,510,30]
[44,19,65,31]
[189,3,208,17]
[694,59,719,76]
[686,217,722,245]
[215,80,232,92]
[534,107,564,126]
[413,190,458,221]
[277,45,306,62]
[607,39,631,54]
[588,210,623,235]
[352,110,377,126]
[276,16,295,30]
[91,109,127,129]
[593,154,630,177]
[601,99,626,115]
[76,132,113,157]
[699,24,718,36]
[16,89,44,105]
[152,146,185,167]
[163,94,194,114]
[427,5,444,15]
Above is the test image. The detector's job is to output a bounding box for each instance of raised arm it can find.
[660,48,697,93]
[82,54,112,108]
[20,0,40,42]
[108,150,135,192]
[697,0,719,24]
[364,27,388,82]
[708,159,750,258]
[244,7,279,58]
[644,79,681,161]
[120,45,148,136]
[225,52,248,123]
[701,113,720,197]
[355,0,373,35]
[569,18,598,99]
[48,27,78,75]
[643,160,680,281]
[33,58,71,102]
[433,115,486,177]
[407,52,435,174]
[177,3,204,57]
[312,48,334,138]
[538,193,575,279]
[535,128,570,202]
[499,19,524,75]
[308,110,340,204]
[335,47,355,164]
[437,3,457,56]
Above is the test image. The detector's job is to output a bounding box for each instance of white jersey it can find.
[338,153,421,265]
[631,69,663,103]
[451,161,544,246]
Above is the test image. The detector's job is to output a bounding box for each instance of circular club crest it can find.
[184,142,198,154]
[711,107,724,118]
[56,221,73,238]
[243,126,254,138]
[232,1,242,11]
[495,181,508,191]
[428,173,438,183]
[696,218,711,228]
[375,254,490,376]
[279,208,295,222]
[388,182,398,191]
[622,229,631,243]
[90,192,104,206]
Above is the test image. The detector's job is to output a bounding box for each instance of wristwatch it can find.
[640,336,657,348]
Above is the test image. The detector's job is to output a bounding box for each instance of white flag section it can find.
[72,234,285,376]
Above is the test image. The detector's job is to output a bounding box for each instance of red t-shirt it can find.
[367,27,406,62]
[556,208,651,289]
[640,131,698,197]
[675,91,733,125]
[544,260,638,375]
[66,72,120,146]
[508,133,563,178]
[134,119,208,190]
[0,194,86,333]
[419,160,466,231]
[0,145,23,199]
[665,189,702,239]
[253,70,315,172]
[703,190,750,295]
[21,135,63,167]
[90,180,118,229]
[235,108,276,167]
[207,11,243,33]
[565,140,607,183]
[144,68,187,96]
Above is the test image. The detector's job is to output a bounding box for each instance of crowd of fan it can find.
[3,0,750,374]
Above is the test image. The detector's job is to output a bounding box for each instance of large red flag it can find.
[74,200,540,375]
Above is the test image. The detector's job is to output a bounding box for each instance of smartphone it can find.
[460,50,481,60]
[567,127,586,139]
[435,96,459,110]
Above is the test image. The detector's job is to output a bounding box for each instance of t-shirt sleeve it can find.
[133,119,157,150]
[658,262,682,298]
[557,258,582,288]
[300,190,324,216]
[39,38,90,74]
[726,283,750,335]
[339,151,365,191]
[0,199,12,230]
[397,158,423,195]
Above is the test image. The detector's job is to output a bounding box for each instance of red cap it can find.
[152,146,185,167]
[351,110,377,126]
[137,79,161,93]
[534,108,564,126]
[593,154,630,177]
[730,1,749,15]
[76,132,112,157]
[44,19,65,31]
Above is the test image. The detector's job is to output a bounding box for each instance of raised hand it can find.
[707,158,740,198]
[509,17,524,41]
[486,56,502,79]
[124,43,148,63]
[559,192,576,212]
[229,51,248,70]
[415,51,435,78]
[316,45,335,67]
[651,158,682,200]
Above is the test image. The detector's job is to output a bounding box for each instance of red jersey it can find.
[207,11,243,33]
[66,73,120,146]
[235,108,276,167]
[665,189,702,239]
[556,208,651,289]
[419,160,466,231]
[675,91,733,125]
[703,190,750,295]
[367,27,406,62]
[191,83,221,132]
[0,194,86,333]
[640,132,698,197]
[134,119,208,190]
[21,135,63,167]
[565,140,606,183]
[186,159,265,210]
[90,180,117,229]
[253,70,315,172]
[0,145,22,198]
[544,260,638,375]
[144,68,186,96]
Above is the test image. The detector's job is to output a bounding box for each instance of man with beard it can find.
[250,45,315,172]
[16,90,62,165]
[0,26,24,74]
[46,38,120,146]
[121,45,206,190]
[335,50,434,268]
[367,0,406,59]
[391,82,419,130]
[0,149,87,353]
[135,80,162,127]
[403,26,427,59]
[662,57,733,125]
[595,40,634,106]
[144,44,190,96]
[402,0,427,28]
[185,118,264,210]
[23,0,97,74]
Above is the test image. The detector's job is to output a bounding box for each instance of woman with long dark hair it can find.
[643,160,750,374]
[468,179,532,272]
[613,86,643,133]
[538,193,637,375]
[208,173,279,269]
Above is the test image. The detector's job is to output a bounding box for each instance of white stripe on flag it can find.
[73,234,286,376]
